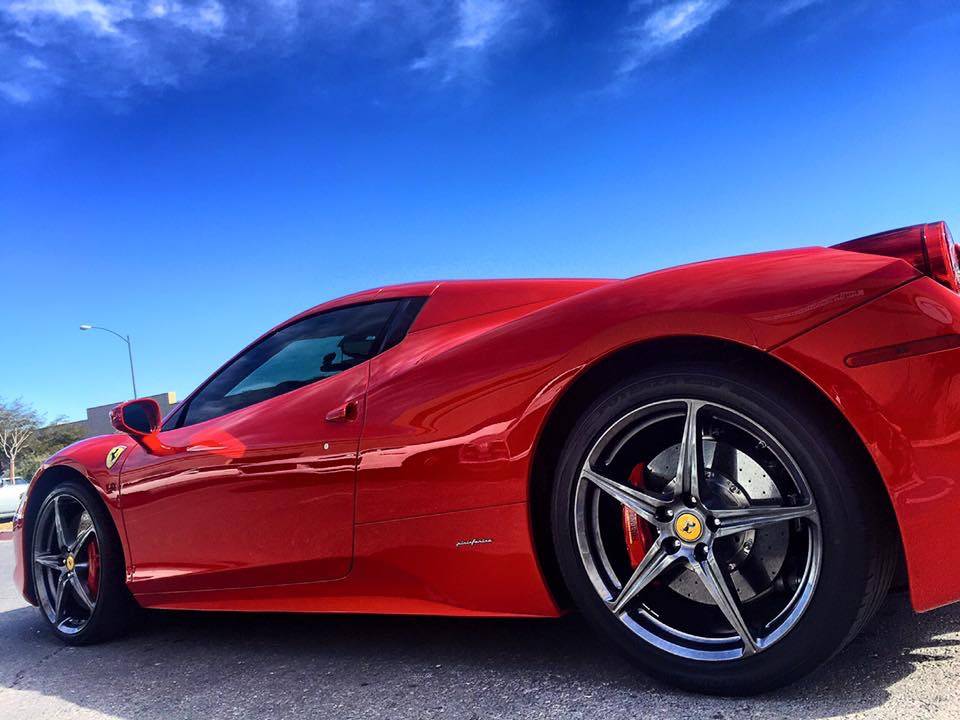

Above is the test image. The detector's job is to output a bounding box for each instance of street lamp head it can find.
[78,323,138,398]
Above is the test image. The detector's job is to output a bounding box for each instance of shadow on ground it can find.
[1,591,958,719]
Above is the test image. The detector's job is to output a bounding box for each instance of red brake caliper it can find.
[86,540,100,598]
[621,463,652,568]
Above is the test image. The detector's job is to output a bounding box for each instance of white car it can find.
[0,477,28,521]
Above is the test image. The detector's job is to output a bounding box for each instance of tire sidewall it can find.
[32,480,129,645]
[551,364,882,694]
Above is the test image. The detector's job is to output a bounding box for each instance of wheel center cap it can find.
[674,512,703,543]
[65,555,75,572]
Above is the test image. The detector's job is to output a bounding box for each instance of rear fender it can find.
[773,276,960,611]
[362,247,918,525]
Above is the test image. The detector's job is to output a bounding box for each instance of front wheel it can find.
[551,364,896,695]
[31,480,134,644]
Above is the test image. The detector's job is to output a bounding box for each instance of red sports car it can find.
[13,221,960,694]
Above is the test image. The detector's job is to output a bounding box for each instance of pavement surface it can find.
[0,541,959,719]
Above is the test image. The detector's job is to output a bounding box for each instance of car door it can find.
[118,300,405,595]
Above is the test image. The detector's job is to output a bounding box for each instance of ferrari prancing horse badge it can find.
[105,445,127,470]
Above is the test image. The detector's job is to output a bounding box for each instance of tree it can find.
[0,398,42,481]
[15,417,86,482]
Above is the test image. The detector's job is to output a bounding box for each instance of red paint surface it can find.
[834,221,958,293]
[774,275,960,611]
[119,365,368,594]
[12,224,960,618]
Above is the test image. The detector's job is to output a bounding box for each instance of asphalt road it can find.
[0,541,958,719]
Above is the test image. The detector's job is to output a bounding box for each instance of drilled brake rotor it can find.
[643,440,789,604]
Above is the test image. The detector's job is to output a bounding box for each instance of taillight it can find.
[833,221,959,292]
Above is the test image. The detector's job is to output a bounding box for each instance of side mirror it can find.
[110,398,161,438]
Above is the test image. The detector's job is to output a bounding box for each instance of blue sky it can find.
[1,0,958,422]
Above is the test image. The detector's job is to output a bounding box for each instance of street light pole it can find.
[124,333,138,399]
[79,325,139,398]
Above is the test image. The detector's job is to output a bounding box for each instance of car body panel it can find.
[14,239,956,618]
[773,275,960,611]
[408,279,611,331]
[12,434,131,605]
[132,501,561,616]
[119,363,368,595]
[357,248,917,529]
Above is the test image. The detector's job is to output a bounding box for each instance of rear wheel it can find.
[32,480,134,644]
[551,363,896,694]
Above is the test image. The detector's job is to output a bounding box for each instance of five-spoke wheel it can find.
[31,481,133,644]
[552,364,896,694]
[34,492,101,635]
[576,398,820,660]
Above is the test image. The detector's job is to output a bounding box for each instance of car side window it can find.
[180,300,401,427]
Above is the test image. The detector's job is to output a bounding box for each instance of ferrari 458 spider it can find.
[13,221,960,694]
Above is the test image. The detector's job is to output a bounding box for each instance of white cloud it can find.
[22,53,45,69]
[149,1,225,36]
[0,79,31,102]
[618,0,730,77]
[411,0,545,82]
[4,0,133,35]
[0,0,545,104]
[772,0,826,18]
[4,0,227,36]
[0,0,238,104]
[0,0,850,106]
[456,0,512,48]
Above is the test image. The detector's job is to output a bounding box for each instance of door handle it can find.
[325,400,359,423]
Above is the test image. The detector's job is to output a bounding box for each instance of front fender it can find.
[12,435,133,605]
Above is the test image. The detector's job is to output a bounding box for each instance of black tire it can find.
[31,480,135,645]
[551,362,897,695]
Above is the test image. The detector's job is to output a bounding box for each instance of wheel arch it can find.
[20,463,127,604]
[528,334,904,609]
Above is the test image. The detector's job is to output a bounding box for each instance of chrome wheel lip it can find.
[32,492,100,636]
[573,398,822,662]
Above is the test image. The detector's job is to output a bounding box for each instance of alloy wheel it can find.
[33,492,101,636]
[574,398,821,661]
